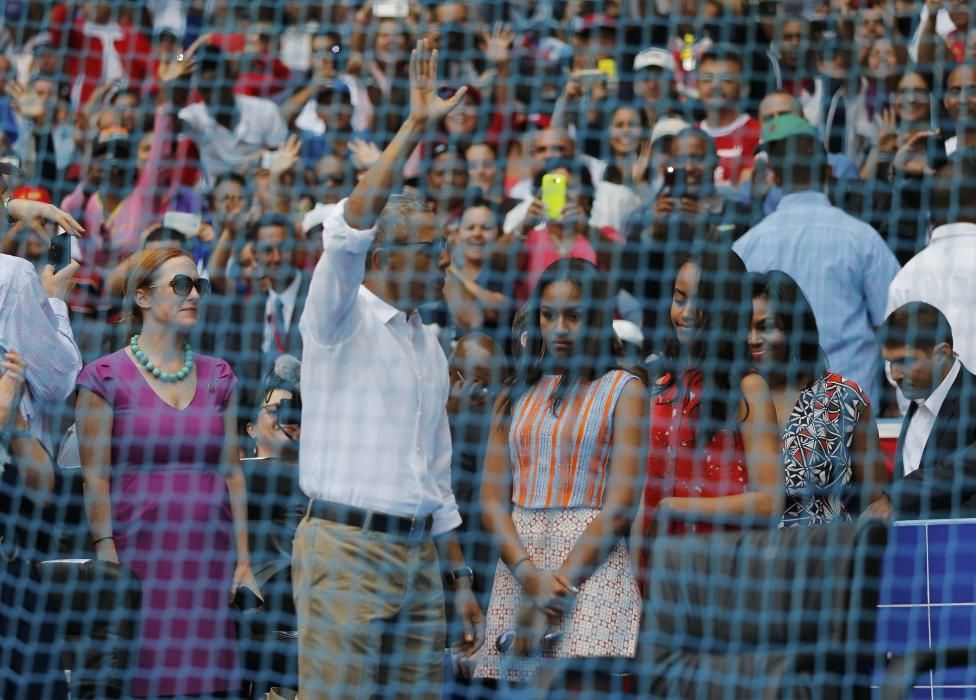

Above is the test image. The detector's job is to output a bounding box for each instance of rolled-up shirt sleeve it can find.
[430,404,462,537]
[300,199,377,347]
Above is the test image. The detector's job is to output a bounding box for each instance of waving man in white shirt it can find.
[292,40,485,699]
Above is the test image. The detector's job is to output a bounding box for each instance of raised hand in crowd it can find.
[5,81,45,123]
[481,23,516,67]
[266,135,302,178]
[632,139,653,186]
[158,33,212,85]
[408,41,469,127]
[349,138,382,172]
[893,129,939,178]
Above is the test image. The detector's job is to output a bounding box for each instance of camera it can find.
[276,396,302,429]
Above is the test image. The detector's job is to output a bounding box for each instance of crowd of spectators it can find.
[2,0,976,698]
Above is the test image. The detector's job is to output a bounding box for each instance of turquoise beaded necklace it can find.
[130,334,194,383]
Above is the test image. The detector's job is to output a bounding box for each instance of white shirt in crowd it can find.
[298,200,461,536]
[0,254,82,449]
[178,95,288,189]
[262,272,302,354]
[887,223,976,371]
[902,358,962,476]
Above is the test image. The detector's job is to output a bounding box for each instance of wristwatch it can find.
[445,566,475,587]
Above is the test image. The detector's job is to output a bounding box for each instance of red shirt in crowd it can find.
[49,4,151,106]
[698,114,761,189]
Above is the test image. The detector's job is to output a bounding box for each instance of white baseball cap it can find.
[633,47,676,73]
[650,117,691,145]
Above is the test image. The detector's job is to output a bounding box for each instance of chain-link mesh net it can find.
[0,1,975,698]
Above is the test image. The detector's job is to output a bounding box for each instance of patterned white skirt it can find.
[474,507,642,682]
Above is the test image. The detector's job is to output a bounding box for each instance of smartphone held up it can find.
[540,173,568,222]
[48,232,74,273]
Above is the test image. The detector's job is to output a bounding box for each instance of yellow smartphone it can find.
[597,58,617,82]
[540,173,568,221]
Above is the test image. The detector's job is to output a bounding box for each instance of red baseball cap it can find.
[10,186,51,204]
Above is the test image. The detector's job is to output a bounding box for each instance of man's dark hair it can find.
[255,212,297,240]
[672,127,719,163]
[767,134,828,192]
[880,302,954,352]
[700,44,745,72]
[198,44,237,81]
[143,226,187,248]
[531,158,595,197]
[92,137,132,161]
[213,171,247,191]
[947,60,976,86]
[930,158,976,226]
[112,87,141,105]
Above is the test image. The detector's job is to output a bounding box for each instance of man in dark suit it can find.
[236,213,310,409]
[865,302,976,520]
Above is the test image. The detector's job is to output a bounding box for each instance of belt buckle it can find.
[408,516,425,544]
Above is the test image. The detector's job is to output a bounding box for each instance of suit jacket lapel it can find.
[921,369,976,471]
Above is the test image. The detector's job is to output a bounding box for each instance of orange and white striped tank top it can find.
[509,370,636,509]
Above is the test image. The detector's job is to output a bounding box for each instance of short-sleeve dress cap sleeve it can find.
[210,357,237,411]
[77,357,118,406]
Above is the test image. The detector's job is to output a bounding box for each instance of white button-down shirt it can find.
[298,200,461,536]
[887,223,976,372]
[178,95,288,189]
[0,255,82,448]
[903,359,962,476]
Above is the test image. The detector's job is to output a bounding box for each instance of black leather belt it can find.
[306,500,434,542]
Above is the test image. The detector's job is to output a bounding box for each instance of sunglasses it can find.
[150,274,212,297]
[383,237,448,258]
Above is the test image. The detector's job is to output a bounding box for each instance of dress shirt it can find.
[262,272,302,355]
[178,95,288,188]
[298,200,461,536]
[734,191,901,407]
[0,254,82,447]
[887,223,976,371]
[902,359,962,476]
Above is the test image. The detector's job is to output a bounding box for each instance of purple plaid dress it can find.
[77,349,241,697]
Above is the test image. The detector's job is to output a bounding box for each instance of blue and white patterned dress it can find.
[781,371,870,527]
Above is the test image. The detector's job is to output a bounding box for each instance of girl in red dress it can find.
[638,245,783,576]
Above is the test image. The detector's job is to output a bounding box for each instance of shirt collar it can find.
[268,271,302,307]
[930,222,976,242]
[360,285,403,325]
[919,357,961,415]
[776,191,831,209]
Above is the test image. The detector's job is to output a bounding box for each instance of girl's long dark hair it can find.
[750,270,826,390]
[503,258,617,418]
[657,244,753,443]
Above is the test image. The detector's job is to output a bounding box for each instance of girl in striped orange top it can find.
[476,258,647,686]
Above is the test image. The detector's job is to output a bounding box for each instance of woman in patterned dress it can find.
[476,258,647,686]
[640,246,783,567]
[748,271,888,526]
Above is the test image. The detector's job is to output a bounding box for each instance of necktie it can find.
[272,296,287,353]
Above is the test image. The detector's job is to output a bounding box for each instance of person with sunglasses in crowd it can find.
[76,248,259,699]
